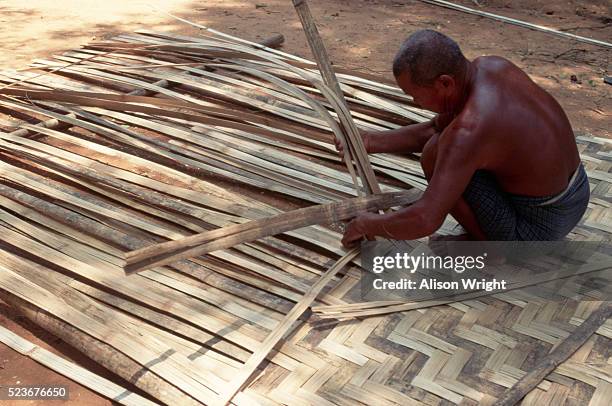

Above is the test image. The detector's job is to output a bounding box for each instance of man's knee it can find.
[420,136,438,181]
[462,171,519,240]
[420,157,434,180]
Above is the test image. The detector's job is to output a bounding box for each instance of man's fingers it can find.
[343,239,359,249]
[334,137,343,148]
[342,219,364,249]
[341,235,360,249]
[335,139,345,158]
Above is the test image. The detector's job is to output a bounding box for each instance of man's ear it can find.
[438,75,455,89]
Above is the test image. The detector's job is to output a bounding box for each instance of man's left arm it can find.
[342,128,482,247]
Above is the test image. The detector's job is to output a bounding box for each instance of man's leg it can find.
[421,155,487,240]
[461,171,520,240]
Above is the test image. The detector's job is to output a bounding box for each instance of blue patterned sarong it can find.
[462,164,590,240]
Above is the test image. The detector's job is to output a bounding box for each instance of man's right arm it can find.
[365,119,437,154]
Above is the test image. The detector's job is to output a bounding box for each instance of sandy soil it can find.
[0,0,610,404]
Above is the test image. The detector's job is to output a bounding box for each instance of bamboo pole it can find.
[0,325,158,406]
[0,291,202,406]
[293,0,380,195]
[418,0,612,49]
[124,190,419,274]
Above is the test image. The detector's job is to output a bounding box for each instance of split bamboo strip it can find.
[27,29,410,123]
[0,163,326,306]
[218,248,360,405]
[3,75,169,138]
[0,98,250,206]
[113,57,369,189]
[65,106,334,204]
[0,184,286,329]
[1,35,392,260]
[1,85,388,201]
[0,87,319,130]
[4,119,350,294]
[0,182,324,367]
[150,11,312,63]
[313,256,612,318]
[102,30,350,173]
[5,255,244,383]
[0,140,346,287]
[0,217,276,351]
[133,29,399,89]
[2,89,376,268]
[32,35,426,182]
[37,42,369,133]
[0,126,255,224]
[0,325,159,406]
[0,46,152,90]
[0,132,349,263]
[0,89,316,147]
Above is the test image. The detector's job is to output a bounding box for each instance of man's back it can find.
[463,56,581,197]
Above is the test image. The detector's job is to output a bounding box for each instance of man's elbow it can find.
[413,207,445,237]
[425,214,445,236]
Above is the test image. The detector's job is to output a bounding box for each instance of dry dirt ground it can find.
[0,0,610,404]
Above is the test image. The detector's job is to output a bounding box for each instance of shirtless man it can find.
[340,30,589,248]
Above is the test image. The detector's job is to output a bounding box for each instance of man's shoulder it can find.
[473,55,517,71]
[472,56,532,92]
[437,110,497,166]
[463,58,523,122]
[439,112,482,150]
[442,97,497,148]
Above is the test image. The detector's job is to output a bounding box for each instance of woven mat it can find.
[0,31,609,406]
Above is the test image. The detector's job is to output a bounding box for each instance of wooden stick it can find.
[418,0,612,49]
[217,248,360,406]
[124,190,419,274]
[493,302,612,406]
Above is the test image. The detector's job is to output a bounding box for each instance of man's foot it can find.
[427,233,472,257]
[429,233,507,266]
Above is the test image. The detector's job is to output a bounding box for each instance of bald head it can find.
[393,30,467,86]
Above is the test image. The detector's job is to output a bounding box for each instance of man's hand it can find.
[341,212,379,248]
[334,131,371,158]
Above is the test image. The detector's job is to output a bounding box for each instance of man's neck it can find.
[449,60,475,115]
